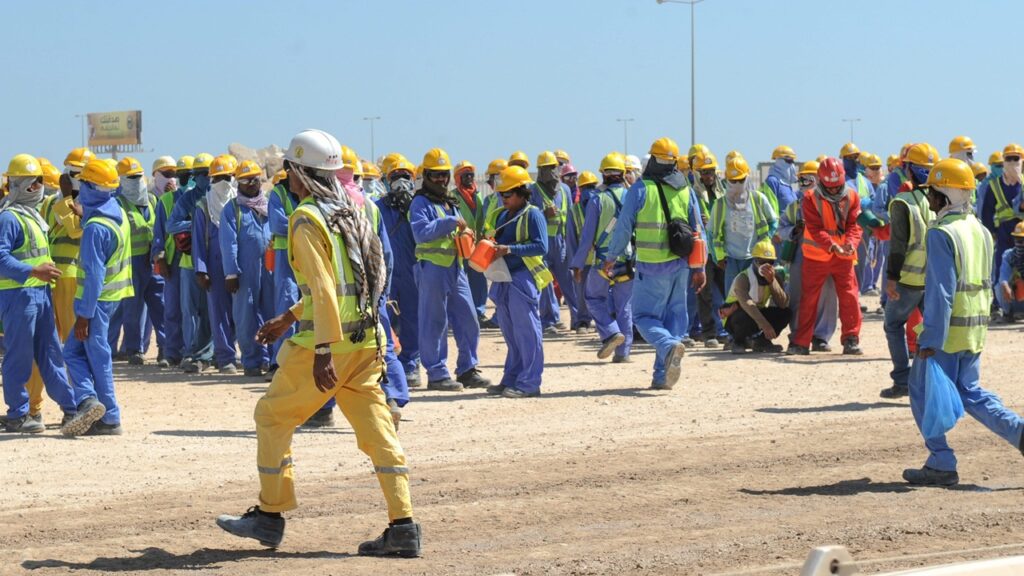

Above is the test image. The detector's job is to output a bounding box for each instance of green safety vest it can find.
[853,173,871,203]
[709,191,770,263]
[288,198,378,354]
[783,198,801,227]
[413,202,458,267]
[889,189,932,287]
[591,185,626,264]
[271,184,297,251]
[988,178,1018,227]
[76,214,134,301]
[534,182,568,237]
[635,179,692,264]
[482,193,504,237]
[758,182,780,216]
[0,211,52,290]
[118,195,157,257]
[496,206,554,290]
[724,266,775,307]
[931,213,993,354]
[454,189,484,237]
[41,195,80,277]
[158,190,192,269]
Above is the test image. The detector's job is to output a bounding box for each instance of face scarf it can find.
[419,172,453,206]
[121,175,150,206]
[951,150,975,163]
[384,177,415,213]
[909,164,931,187]
[79,181,122,223]
[206,179,237,227]
[64,168,82,192]
[237,184,269,217]
[933,185,972,220]
[769,158,797,186]
[455,169,477,210]
[843,157,859,179]
[1003,159,1023,186]
[726,180,749,209]
[153,172,178,196]
[537,165,559,187]
[2,176,48,231]
[798,175,816,190]
[193,172,211,192]
[642,158,687,189]
[336,168,365,208]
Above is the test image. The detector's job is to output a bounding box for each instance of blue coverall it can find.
[566,185,596,329]
[193,199,237,369]
[978,176,1022,286]
[530,181,579,329]
[168,178,214,365]
[267,185,299,366]
[219,198,273,371]
[377,198,420,376]
[153,187,184,363]
[119,196,165,357]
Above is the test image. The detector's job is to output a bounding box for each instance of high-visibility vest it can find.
[0,211,52,290]
[454,189,484,237]
[287,198,379,354]
[592,185,626,264]
[758,181,780,216]
[158,190,192,269]
[931,212,993,354]
[117,195,157,257]
[495,205,553,290]
[635,179,692,264]
[724,266,774,307]
[76,213,134,301]
[889,189,933,287]
[533,182,568,237]
[801,191,856,262]
[41,195,81,277]
[988,178,1018,227]
[852,173,872,203]
[271,184,298,251]
[413,202,458,267]
[481,193,503,238]
[710,191,771,262]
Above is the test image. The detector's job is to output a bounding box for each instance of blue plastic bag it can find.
[922,359,965,439]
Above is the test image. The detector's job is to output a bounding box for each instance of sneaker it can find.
[1002,312,1017,324]
[127,353,145,366]
[704,338,721,349]
[216,506,285,548]
[301,407,334,428]
[842,337,863,356]
[880,384,909,399]
[811,338,832,352]
[597,333,626,360]
[554,321,567,331]
[543,326,560,337]
[264,366,277,382]
[502,387,540,398]
[663,341,686,389]
[358,521,422,558]
[4,414,44,434]
[219,364,238,375]
[786,344,810,356]
[61,411,75,427]
[456,369,490,389]
[874,306,885,315]
[864,288,879,297]
[751,337,783,354]
[388,399,402,431]
[157,356,173,368]
[575,324,589,335]
[427,378,463,392]
[405,371,422,389]
[902,466,959,487]
[182,359,209,374]
[680,336,698,348]
[479,317,500,330]
[244,367,264,378]
[85,421,123,436]
[28,413,42,426]
[612,355,631,364]
[61,397,106,437]
[486,384,506,396]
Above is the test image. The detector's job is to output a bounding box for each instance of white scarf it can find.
[207,179,237,227]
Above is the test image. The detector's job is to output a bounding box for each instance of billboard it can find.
[87,110,142,147]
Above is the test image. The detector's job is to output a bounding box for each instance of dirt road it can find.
[4,298,1024,575]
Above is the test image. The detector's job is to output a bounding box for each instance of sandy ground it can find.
[3,294,1024,576]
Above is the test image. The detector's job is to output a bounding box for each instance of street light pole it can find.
[841,118,862,142]
[616,118,635,155]
[363,116,381,160]
[74,114,86,147]
[657,0,705,146]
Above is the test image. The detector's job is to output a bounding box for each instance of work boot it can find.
[478,316,500,330]
[4,415,44,434]
[113,352,128,363]
[704,338,721,349]
[486,384,506,396]
[61,411,75,427]
[28,413,42,426]
[216,506,285,548]
[612,354,631,364]
[61,397,106,437]
[680,336,698,348]
[128,353,145,366]
[427,378,463,392]
[786,344,810,356]
[182,359,208,374]
[405,370,422,389]
[388,399,402,431]
[730,340,748,354]
[543,325,560,337]
[597,333,626,360]
[751,336,783,354]
[301,407,334,428]
[264,366,277,382]
[1002,311,1017,324]
[902,466,959,487]
[663,342,686,389]
[880,384,909,399]
[811,338,831,352]
[358,521,422,558]
[574,323,592,335]
[842,337,863,356]
[456,369,490,389]
[650,379,668,390]
[244,367,264,378]
[554,321,567,331]
[859,304,868,313]
[156,356,172,368]
[85,421,123,436]
[219,364,238,375]
[502,387,539,399]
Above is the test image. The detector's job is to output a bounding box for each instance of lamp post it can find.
[841,118,862,142]
[656,0,705,146]
[363,116,381,160]
[74,114,86,147]
[616,118,635,155]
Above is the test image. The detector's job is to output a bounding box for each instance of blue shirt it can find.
[570,185,626,271]
[192,201,221,276]
[978,176,1021,247]
[494,206,548,274]
[606,179,706,275]
[566,186,598,266]
[376,200,416,279]
[528,181,571,239]
[409,195,460,267]
[152,188,178,263]
[763,175,798,215]
[74,218,119,319]
[219,199,271,278]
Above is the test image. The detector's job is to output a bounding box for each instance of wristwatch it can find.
[314,345,331,355]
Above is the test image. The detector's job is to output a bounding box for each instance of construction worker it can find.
[977,144,1024,303]
[508,150,529,170]
[115,157,165,366]
[948,135,977,164]
[530,151,579,334]
[39,160,61,198]
[560,162,578,202]
[903,158,1024,487]
[152,156,191,368]
[221,160,274,377]
[361,160,386,201]
[485,165,551,398]
[452,161,488,325]
[690,151,728,347]
[62,159,134,436]
[0,154,83,434]
[721,240,790,354]
[996,222,1024,322]
[571,154,634,362]
[624,155,643,187]
[685,144,711,189]
[787,157,863,356]
[604,137,706,390]
[169,153,215,373]
[216,129,419,556]
[266,168,298,380]
[566,170,599,335]
[194,154,240,374]
[554,149,571,167]
[858,153,887,297]
[409,148,489,391]
[709,155,778,296]
[759,145,799,215]
[971,162,989,186]
[878,143,936,398]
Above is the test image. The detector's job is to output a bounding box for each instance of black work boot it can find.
[902,466,958,487]
[751,336,783,354]
[301,407,334,428]
[358,521,421,558]
[811,338,832,352]
[879,384,909,399]
[842,337,863,356]
[216,506,285,548]
[786,344,810,356]
[456,369,489,389]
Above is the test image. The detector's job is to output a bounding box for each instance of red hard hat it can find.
[817,157,845,187]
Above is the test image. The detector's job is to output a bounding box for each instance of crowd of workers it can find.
[3,129,1024,554]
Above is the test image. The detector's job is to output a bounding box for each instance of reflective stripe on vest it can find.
[0,211,51,290]
[854,173,871,203]
[535,182,568,237]
[118,195,156,257]
[710,192,770,263]
[44,196,81,275]
[513,205,553,290]
[890,189,932,287]
[592,186,626,264]
[988,178,1018,227]
[414,203,457,267]
[724,266,773,307]
[801,192,854,262]
[933,213,993,354]
[271,184,297,251]
[635,180,692,263]
[75,214,134,301]
[455,190,484,236]
[758,182,780,216]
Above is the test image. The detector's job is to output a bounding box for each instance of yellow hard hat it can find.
[271,169,287,185]
[381,152,406,176]
[42,162,61,189]
[949,135,976,154]
[495,165,533,193]
[771,145,796,161]
[724,156,750,181]
[839,142,860,158]
[971,161,989,178]
[600,152,626,173]
[1012,221,1024,238]
[235,160,262,180]
[63,147,95,169]
[989,151,1004,165]
[926,158,974,190]
[152,155,177,173]
[7,154,44,177]
[649,137,680,162]
[578,171,599,188]
[508,150,530,168]
[361,160,381,179]
[177,155,195,171]
[905,143,937,167]
[886,154,900,171]
[687,144,709,160]
[453,160,475,175]
[102,158,118,171]
[860,153,882,168]
[80,158,120,189]
[725,150,744,164]
[554,149,571,164]
[340,145,360,171]
[751,239,777,260]
[798,160,820,176]
[536,151,558,168]
[193,153,215,170]
[37,157,52,168]
[676,156,690,171]
[816,154,828,163]
[486,158,508,176]
[694,152,718,171]
[116,157,144,177]
[208,154,239,177]
[422,148,452,172]
[1003,143,1024,158]
[388,158,416,178]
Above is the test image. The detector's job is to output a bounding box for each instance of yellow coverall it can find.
[255,219,413,520]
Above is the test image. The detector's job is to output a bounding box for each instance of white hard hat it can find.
[284,129,345,171]
[625,154,642,171]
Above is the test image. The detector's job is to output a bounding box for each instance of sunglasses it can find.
[238,177,259,186]
[783,159,794,164]
[1006,155,1021,162]
[500,192,516,199]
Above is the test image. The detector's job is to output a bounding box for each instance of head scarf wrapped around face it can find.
[120,175,150,207]
[1,176,47,231]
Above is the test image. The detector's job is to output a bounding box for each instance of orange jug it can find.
[265,246,275,272]
[469,238,498,272]
[689,234,707,267]
[455,229,476,259]
[1015,278,1024,301]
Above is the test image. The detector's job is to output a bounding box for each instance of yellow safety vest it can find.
[118,195,157,257]
[0,210,52,290]
[889,189,932,287]
[413,202,458,267]
[635,179,691,263]
[988,178,1018,227]
[41,195,81,277]
[932,212,992,354]
[76,214,134,301]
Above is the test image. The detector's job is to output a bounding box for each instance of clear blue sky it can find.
[2,0,1020,173]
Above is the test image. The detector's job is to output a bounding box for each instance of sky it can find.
[1,0,1022,173]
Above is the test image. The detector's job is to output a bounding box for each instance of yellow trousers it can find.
[53,276,76,343]
[255,342,413,519]
[26,363,42,416]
